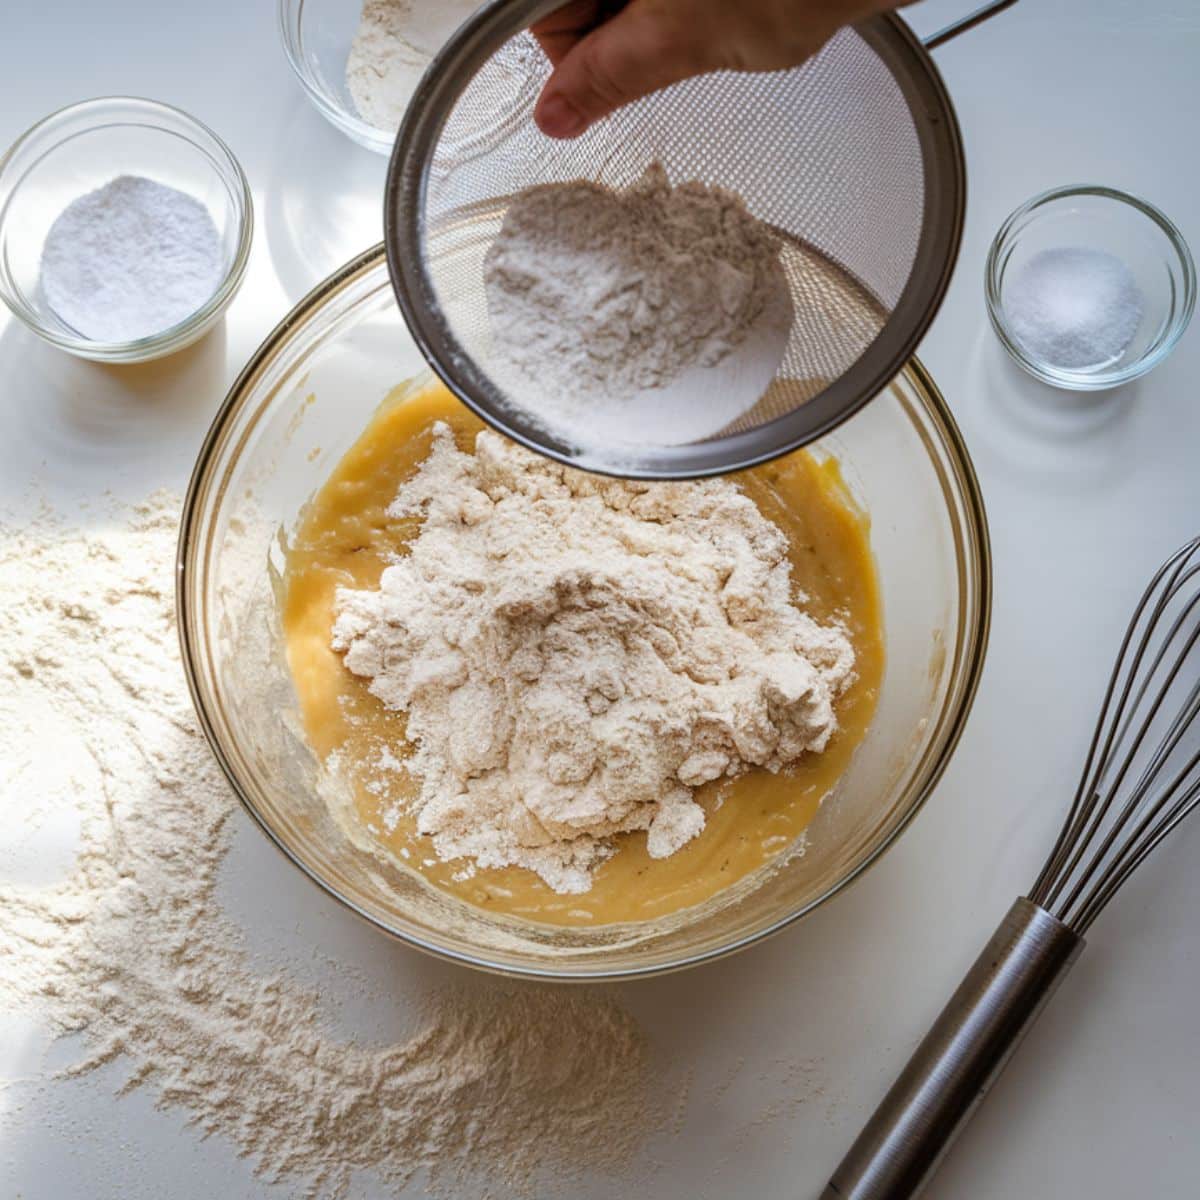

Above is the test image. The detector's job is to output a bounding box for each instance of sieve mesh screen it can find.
[387,10,963,477]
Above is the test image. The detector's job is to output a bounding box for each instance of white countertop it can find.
[2,2,1198,1197]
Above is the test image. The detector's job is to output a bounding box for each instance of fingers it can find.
[530,0,606,67]
[534,1,713,138]
[531,0,897,140]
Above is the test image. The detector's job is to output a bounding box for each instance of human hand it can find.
[532,0,899,138]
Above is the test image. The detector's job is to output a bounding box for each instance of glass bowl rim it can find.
[177,243,993,981]
[984,183,1197,391]
[0,95,254,362]
[276,0,396,155]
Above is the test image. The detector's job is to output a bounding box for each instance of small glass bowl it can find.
[278,0,394,155]
[986,185,1195,390]
[0,97,253,363]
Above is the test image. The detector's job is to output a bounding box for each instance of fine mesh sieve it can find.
[385,1,1008,479]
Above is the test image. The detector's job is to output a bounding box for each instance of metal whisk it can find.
[823,535,1200,1200]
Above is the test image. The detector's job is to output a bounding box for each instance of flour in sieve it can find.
[482,163,795,448]
[0,493,668,1197]
[332,425,855,894]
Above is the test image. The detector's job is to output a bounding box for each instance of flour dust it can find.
[0,493,668,1197]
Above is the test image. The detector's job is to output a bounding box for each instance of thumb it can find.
[534,4,710,139]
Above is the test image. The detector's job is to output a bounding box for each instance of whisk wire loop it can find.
[1029,538,1200,933]
[1053,592,1200,927]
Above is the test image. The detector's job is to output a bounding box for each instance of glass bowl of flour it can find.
[0,97,252,363]
[279,0,487,154]
[178,246,992,980]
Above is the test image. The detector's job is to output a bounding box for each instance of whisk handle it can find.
[821,897,1083,1200]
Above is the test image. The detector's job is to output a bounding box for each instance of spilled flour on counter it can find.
[0,494,666,1197]
[332,426,855,894]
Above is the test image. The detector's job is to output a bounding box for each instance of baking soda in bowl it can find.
[40,174,223,344]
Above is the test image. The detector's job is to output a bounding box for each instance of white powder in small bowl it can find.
[1003,246,1144,372]
[40,174,224,344]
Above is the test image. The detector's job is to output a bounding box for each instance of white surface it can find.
[1,2,1198,1197]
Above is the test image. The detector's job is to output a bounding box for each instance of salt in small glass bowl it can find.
[0,97,253,364]
[985,185,1196,390]
[278,0,395,155]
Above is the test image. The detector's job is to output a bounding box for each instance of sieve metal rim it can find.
[384,2,967,480]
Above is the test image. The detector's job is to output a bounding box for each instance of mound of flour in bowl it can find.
[331,424,854,894]
[347,0,481,130]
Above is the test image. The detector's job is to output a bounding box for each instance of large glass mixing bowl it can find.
[178,246,991,980]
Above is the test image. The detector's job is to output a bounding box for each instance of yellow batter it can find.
[282,381,883,927]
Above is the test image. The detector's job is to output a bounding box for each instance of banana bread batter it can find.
[282,381,883,926]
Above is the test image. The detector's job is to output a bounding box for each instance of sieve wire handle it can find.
[922,0,1018,49]
[819,897,1083,1200]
